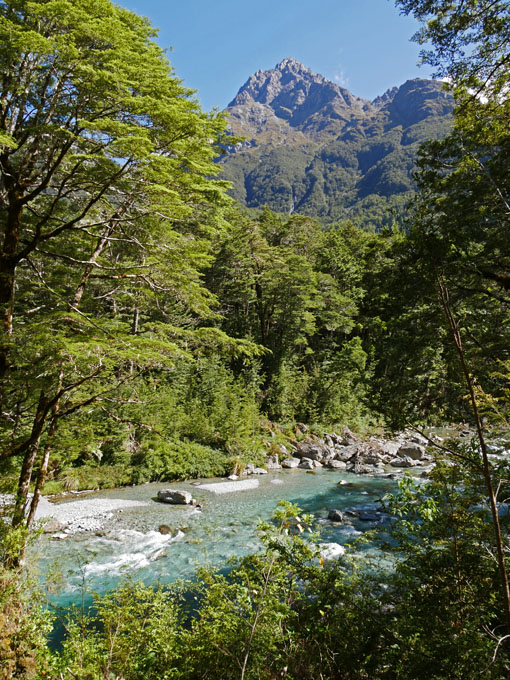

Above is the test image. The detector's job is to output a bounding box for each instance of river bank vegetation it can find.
[1,0,509,677]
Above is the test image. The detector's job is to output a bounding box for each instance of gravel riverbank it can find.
[0,494,149,535]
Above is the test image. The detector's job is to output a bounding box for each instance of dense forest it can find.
[1,0,510,678]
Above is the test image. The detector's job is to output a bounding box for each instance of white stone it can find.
[197,479,259,494]
[319,543,346,561]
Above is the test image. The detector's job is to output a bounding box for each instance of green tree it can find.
[395,0,510,98]
[394,0,510,640]
[0,0,235,554]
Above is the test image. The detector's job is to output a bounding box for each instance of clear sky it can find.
[117,0,433,111]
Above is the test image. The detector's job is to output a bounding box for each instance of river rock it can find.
[320,543,345,560]
[398,442,426,460]
[42,518,67,534]
[389,456,415,468]
[298,457,315,470]
[328,509,344,522]
[359,512,381,522]
[253,467,268,475]
[368,438,401,457]
[282,457,300,468]
[363,452,384,465]
[409,432,429,445]
[245,463,256,475]
[266,455,282,470]
[334,444,358,461]
[158,524,173,535]
[348,463,376,475]
[341,427,358,445]
[228,474,239,481]
[326,460,347,470]
[295,442,325,460]
[157,489,194,505]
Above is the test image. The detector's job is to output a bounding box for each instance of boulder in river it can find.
[398,443,426,460]
[266,454,282,470]
[328,509,344,522]
[326,460,347,470]
[42,518,67,534]
[320,543,345,560]
[295,441,326,461]
[157,489,194,505]
[389,456,415,468]
[281,457,300,468]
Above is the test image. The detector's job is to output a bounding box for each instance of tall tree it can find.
[0,0,234,547]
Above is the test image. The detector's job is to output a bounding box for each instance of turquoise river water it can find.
[28,468,404,609]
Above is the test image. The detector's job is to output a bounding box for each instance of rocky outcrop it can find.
[254,427,434,477]
[398,443,426,460]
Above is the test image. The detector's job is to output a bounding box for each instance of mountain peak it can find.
[274,57,312,74]
[227,58,369,127]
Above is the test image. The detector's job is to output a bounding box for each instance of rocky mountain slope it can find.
[219,58,454,228]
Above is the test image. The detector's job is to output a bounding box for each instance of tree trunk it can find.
[11,391,48,529]
[438,277,510,634]
[0,181,23,387]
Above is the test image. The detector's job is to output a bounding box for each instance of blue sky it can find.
[118,0,433,111]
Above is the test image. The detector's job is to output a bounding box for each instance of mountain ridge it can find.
[219,58,454,228]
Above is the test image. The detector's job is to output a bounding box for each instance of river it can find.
[28,468,404,609]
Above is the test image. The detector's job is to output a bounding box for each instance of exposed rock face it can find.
[220,58,454,227]
[264,428,433,477]
[229,57,370,136]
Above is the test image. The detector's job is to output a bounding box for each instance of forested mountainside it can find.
[219,57,454,228]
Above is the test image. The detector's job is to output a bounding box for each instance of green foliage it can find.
[380,460,510,678]
[395,0,510,99]
[58,581,184,680]
[131,440,230,483]
[0,565,54,679]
